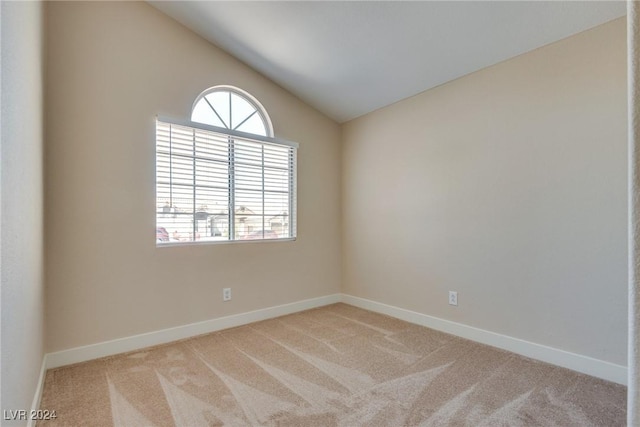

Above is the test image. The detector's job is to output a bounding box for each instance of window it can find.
[191,86,273,137]
[156,86,297,245]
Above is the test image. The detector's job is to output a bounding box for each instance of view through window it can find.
[156,87,297,244]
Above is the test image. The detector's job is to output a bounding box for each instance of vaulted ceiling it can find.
[149,1,626,123]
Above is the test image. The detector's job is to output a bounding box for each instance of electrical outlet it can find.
[449,291,458,306]
[223,288,231,302]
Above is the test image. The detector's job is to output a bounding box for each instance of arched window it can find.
[191,86,273,137]
[155,86,297,245]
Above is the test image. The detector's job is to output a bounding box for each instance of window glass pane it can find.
[191,99,224,128]
[263,145,289,169]
[267,214,289,238]
[156,153,172,184]
[170,155,193,186]
[205,92,230,129]
[156,184,172,214]
[236,113,267,136]
[195,131,227,162]
[195,158,228,189]
[168,125,194,157]
[264,168,289,193]
[194,187,228,242]
[230,93,256,130]
[158,180,194,243]
[235,163,262,192]
[264,192,289,216]
[234,202,263,240]
[235,139,263,167]
[235,192,263,216]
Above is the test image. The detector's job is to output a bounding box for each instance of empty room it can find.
[2,0,639,425]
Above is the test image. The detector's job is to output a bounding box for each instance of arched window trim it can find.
[191,85,274,138]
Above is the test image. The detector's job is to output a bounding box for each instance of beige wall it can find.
[342,18,627,365]
[45,2,341,352]
[1,0,46,419]
[44,1,627,371]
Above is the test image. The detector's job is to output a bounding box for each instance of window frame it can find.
[191,85,275,138]
[155,115,298,246]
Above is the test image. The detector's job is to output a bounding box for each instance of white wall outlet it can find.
[449,291,458,306]
[223,288,231,302]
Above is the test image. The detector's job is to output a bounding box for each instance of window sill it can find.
[156,237,297,248]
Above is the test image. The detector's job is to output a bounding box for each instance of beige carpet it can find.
[39,303,625,426]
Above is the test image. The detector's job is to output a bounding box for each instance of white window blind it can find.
[156,119,297,244]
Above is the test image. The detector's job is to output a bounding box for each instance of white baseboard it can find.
[341,294,627,385]
[42,292,627,386]
[45,294,341,369]
[28,355,48,427]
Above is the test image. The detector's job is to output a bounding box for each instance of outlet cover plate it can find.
[449,291,458,306]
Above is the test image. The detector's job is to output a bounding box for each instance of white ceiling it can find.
[149,1,626,123]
